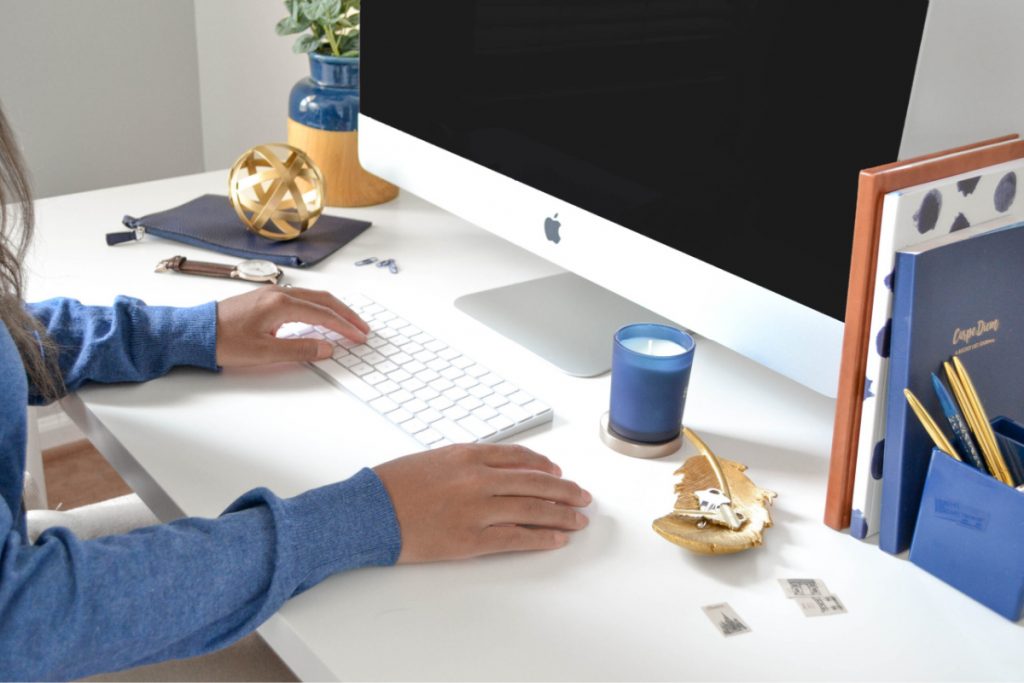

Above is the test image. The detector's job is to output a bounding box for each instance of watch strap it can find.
[156,255,234,278]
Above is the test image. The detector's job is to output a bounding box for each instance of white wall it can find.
[900,0,1024,158]
[193,1,309,171]
[0,0,205,198]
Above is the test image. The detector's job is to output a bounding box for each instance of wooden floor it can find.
[43,439,132,509]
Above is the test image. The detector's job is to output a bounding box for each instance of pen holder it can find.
[909,419,1024,621]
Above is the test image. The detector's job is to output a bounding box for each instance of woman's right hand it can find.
[373,444,591,563]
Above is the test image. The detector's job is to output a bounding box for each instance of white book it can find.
[849,158,1024,539]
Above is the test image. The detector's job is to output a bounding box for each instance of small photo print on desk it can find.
[795,595,848,618]
[778,578,831,599]
[702,603,751,637]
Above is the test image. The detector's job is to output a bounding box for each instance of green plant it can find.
[276,0,360,57]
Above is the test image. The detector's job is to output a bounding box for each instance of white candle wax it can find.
[620,336,687,357]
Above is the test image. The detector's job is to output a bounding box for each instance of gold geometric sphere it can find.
[228,143,325,241]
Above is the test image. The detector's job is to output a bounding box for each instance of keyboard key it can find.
[428,358,450,372]
[416,428,444,446]
[480,373,503,387]
[495,382,518,396]
[455,375,478,389]
[475,405,499,421]
[389,389,416,405]
[418,408,444,424]
[426,340,448,353]
[387,368,412,383]
[413,332,434,345]
[375,311,396,323]
[366,336,387,349]
[434,419,474,444]
[451,354,473,368]
[377,327,398,339]
[362,372,387,386]
[469,384,493,399]
[369,396,399,414]
[387,407,414,424]
[429,378,455,393]
[404,398,429,414]
[311,360,381,402]
[428,396,455,411]
[351,345,374,358]
[414,387,441,402]
[444,387,469,402]
[440,366,464,380]
[400,378,427,393]
[376,380,401,395]
[391,352,414,366]
[443,405,470,422]
[415,369,440,384]
[401,418,429,435]
[458,415,498,439]
[414,350,436,364]
[500,402,531,423]
[458,396,484,412]
[375,360,398,374]
[465,364,489,378]
[404,361,427,375]
[484,393,509,408]
[350,363,373,377]
[363,352,386,365]
[401,342,424,355]
[486,415,514,432]
[339,354,362,368]
[332,346,350,360]
[378,343,401,357]
[510,390,534,405]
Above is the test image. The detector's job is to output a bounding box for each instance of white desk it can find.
[27,172,1020,681]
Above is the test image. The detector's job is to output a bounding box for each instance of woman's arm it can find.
[0,468,401,681]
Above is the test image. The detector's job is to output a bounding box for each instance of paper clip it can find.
[354,257,378,266]
[376,258,393,268]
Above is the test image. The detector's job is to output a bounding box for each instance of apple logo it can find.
[544,213,562,243]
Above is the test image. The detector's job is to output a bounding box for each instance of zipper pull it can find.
[106,216,147,246]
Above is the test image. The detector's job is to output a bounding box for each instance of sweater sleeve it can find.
[0,467,402,681]
[25,296,218,403]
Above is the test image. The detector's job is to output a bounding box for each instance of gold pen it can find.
[942,361,994,475]
[903,388,961,461]
[951,356,1013,484]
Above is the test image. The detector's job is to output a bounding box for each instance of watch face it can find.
[236,259,281,280]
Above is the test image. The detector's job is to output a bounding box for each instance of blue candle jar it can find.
[609,323,696,444]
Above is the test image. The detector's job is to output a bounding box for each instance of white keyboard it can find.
[279,294,553,448]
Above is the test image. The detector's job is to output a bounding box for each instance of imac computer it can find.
[359,1,930,397]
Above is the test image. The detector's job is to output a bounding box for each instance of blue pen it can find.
[931,372,988,473]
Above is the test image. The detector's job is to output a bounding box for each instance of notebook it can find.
[880,220,1024,553]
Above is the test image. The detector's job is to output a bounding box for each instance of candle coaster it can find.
[599,412,681,459]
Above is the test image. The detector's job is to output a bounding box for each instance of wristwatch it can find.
[155,255,283,285]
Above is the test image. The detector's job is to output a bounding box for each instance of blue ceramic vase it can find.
[288,52,360,132]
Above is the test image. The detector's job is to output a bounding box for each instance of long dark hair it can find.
[0,103,62,401]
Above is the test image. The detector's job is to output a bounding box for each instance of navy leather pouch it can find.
[110,194,372,268]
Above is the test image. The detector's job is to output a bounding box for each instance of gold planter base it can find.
[286,118,399,208]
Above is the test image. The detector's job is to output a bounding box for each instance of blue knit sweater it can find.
[0,297,402,681]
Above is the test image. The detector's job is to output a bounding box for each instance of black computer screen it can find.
[362,1,928,321]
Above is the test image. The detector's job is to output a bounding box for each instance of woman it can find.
[0,104,590,680]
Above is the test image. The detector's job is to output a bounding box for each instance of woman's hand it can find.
[373,444,591,563]
[215,286,369,367]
